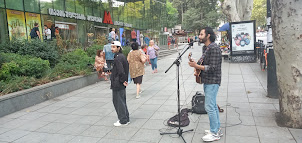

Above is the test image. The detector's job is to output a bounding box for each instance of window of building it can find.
[40,0,53,14]
[65,0,75,12]
[85,6,93,16]
[0,9,8,43]
[24,0,40,13]
[0,0,4,8]
[6,0,24,11]
[53,0,64,11]
[75,1,84,14]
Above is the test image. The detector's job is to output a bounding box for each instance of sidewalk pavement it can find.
[0,43,301,143]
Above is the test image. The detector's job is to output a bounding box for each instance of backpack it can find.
[192,91,207,114]
[30,27,38,38]
[191,91,224,114]
[167,108,190,127]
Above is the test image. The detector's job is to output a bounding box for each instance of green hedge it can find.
[86,44,104,58]
[0,53,50,80]
[0,39,59,67]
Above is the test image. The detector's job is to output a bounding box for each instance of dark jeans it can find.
[106,60,114,69]
[112,89,129,124]
[132,39,136,42]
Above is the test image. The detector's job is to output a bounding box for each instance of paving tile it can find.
[254,116,278,127]
[2,111,28,119]
[42,133,75,143]
[0,119,31,129]
[130,110,155,119]
[17,121,49,131]
[0,129,30,142]
[131,129,162,143]
[257,126,294,141]
[13,132,49,143]
[0,128,11,135]
[36,122,69,133]
[227,115,255,126]
[124,118,148,129]
[252,109,277,118]
[150,112,176,120]
[97,138,128,143]
[54,114,83,124]
[94,116,119,126]
[225,135,260,143]
[58,123,91,135]
[142,119,167,130]
[74,115,102,125]
[68,136,101,143]
[52,107,78,114]
[104,127,139,140]
[226,125,258,137]
[289,128,302,143]
[81,125,113,138]
[35,113,64,122]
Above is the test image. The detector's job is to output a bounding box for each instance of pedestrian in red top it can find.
[131,29,137,42]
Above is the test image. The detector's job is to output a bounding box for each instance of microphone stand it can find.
[160,43,194,143]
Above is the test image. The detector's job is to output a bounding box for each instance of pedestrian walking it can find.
[168,35,172,50]
[103,39,115,70]
[110,41,130,127]
[188,27,222,142]
[30,23,40,39]
[147,40,160,73]
[94,50,108,80]
[127,42,147,99]
[144,35,150,46]
[43,25,51,41]
[131,29,137,42]
[140,33,144,45]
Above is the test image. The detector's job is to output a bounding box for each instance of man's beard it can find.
[200,37,207,43]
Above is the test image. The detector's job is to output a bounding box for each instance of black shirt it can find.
[30,27,39,39]
[110,53,129,90]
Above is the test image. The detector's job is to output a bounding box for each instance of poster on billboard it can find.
[230,20,256,55]
[25,12,43,40]
[6,10,27,40]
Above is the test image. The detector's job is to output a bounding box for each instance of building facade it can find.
[0,0,167,45]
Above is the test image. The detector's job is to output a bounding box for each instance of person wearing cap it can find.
[110,41,130,127]
[103,39,115,70]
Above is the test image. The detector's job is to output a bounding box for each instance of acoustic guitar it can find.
[188,52,202,84]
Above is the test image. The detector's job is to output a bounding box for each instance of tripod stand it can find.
[160,44,194,143]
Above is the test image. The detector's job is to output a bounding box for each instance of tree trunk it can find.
[271,0,302,128]
[221,0,253,22]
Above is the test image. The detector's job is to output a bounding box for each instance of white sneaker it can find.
[139,89,143,94]
[202,132,220,142]
[113,121,130,127]
[136,95,140,99]
[205,128,223,137]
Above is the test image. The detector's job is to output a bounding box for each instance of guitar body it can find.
[189,52,203,84]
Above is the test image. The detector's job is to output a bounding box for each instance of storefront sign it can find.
[103,11,113,24]
[230,20,256,55]
[48,8,102,23]
[25,12,43,40]
[6,10,27,40]
[114,21,133,28]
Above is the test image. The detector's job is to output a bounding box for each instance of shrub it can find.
[0,76,37,96]
[0,39,59,67]
[0,53,50,80]
[51,49,93,78]
[122,46,131,57]
[86,44,104,58]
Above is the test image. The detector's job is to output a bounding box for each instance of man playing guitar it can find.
[188,27,222,142]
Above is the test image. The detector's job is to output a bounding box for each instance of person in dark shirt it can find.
[50,24,56,39]
[30,23,40,39]
[188,27,222,142]
[110,41,130,127]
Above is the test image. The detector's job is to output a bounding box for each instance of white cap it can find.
[111,41,122,49]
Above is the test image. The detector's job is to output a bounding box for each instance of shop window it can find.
[25,12,43,40]
[0,9,8,43]
[40,0,53,14]
[77,20,86,45]
[53,0,64,11]
[65,0,75,12]
[41,14,55,39]
[75,0,84,14]
[6,9,27,40]
[6,0,24,11]
[24,0,40,13]
[0,0,4,8]
[55,17,78,48]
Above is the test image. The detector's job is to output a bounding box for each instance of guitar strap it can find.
[197,47,210,65]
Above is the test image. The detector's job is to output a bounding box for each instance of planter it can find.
[0,72,101,117]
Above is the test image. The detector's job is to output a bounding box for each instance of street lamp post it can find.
[266,0,279,98]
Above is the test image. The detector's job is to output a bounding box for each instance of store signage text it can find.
[114,21,132,28]
[48,8,102,23]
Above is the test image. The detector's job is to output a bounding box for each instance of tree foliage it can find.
[251,0,267,28]
[178,0,221,31]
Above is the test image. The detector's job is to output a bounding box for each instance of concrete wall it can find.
[0,73,101,117]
